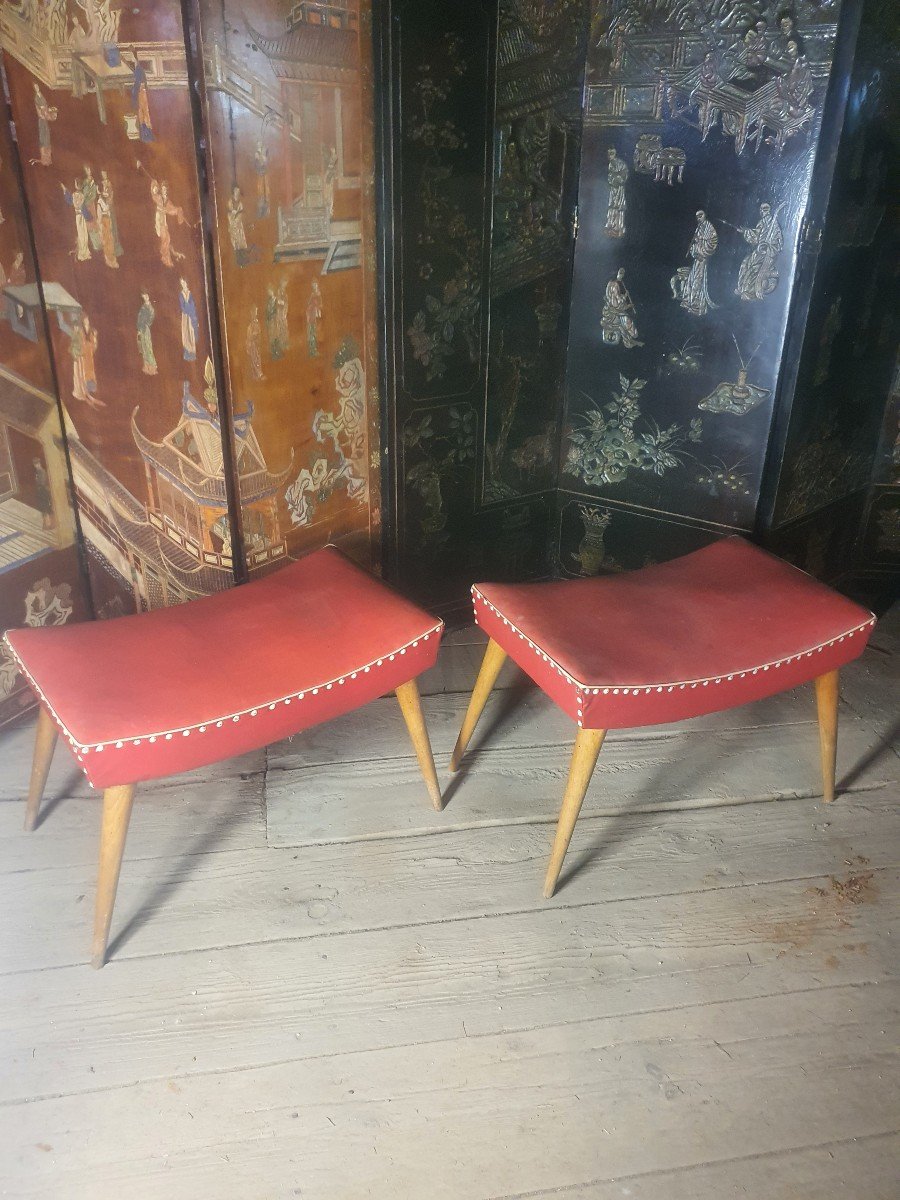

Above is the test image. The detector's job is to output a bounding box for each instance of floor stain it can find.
[757,857,878,960]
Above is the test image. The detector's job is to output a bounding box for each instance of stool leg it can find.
[450,638,508,772]
[92,783,136,969]
[24,708,58,832]
[544,727,606,899]
[814,669,839,804]
[395,679,443,811]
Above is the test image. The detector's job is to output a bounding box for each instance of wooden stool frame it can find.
[23,678,442,968]
[451,638,841,898]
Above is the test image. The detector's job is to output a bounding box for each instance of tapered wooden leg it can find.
[450,638,508,772]
[543,727,606,899]
[91,784,136,969]
[395,679,443,811]
[814,669,840,804]
[24,707,58,832]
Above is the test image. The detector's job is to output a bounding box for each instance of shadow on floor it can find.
[439,676,536,809]
[106,775,265,961]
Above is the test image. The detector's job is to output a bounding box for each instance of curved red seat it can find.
[7,546,444,967]
[451,537,876,898]
[471,538,875,730]
[6,546,442,789]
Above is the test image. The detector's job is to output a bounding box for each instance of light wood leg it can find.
[395,679,443,811]
[91,784,136,969]
[814,669,839,804]
[450,638,508,772]
[24,707,58,832]
[543,727,606,899]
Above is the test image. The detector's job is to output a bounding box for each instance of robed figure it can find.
[136,293,157,375]
[276,281,290,352]
[671,210,718,316]
[246,307,264,380]
[150,178,187,267]
[61,182,92,261]
[306,280,322,358]
[227,187,248,263]
[601,269,642,348]
[79,167,101,252]
[96,193,120,268]
[604,148,627,239]
[254,141,270,218]
[33,83,55,166]
[265,286,283,359]
[67,314,102,407]
[736,202,784,300]
[131,61,153,142]
[179,278,199,361]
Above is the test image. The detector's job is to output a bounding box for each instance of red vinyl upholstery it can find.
[5,547,443,789]
[472,537,875,730]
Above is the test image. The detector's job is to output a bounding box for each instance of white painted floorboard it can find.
[0,609,897,1199]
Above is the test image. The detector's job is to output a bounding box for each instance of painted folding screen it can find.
[192,0,382,573]
[557,0,844,575]
[0,0,235,615]
[380,0,587,610]
[0,98,89,729]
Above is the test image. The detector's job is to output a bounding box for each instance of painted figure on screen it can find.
[276,281,290,354]
[604,147,627,238]
[254,140,270,218]
[145,169,187,267]
[32,83,55,166]
[671,210,718,316]
[265,285,282,360]
[227,186,249,265]
[32,458,54,530]
[100,171,124,257]
[601,269,641,347]
[306,279,322,358]
[61,179,92,261]
[736,203,784,300]
[136,292,158,375]
[64,313,102,407]
[246,306,265,380]
[131,60,154,142]
[79,165,101,253]
[179,278,200,362]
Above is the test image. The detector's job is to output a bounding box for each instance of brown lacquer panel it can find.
[1,0,234,613]
[195,0,381,571]
[0,85,89,728]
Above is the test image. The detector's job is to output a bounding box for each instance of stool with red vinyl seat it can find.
[6,547,444,967]
[450,537,876,898]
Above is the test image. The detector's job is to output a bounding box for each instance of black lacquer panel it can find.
[559,0,842,573]
[768,0,900,530]
[382,0,588,612]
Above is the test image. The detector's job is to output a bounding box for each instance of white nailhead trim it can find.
[471,590,876,697]
[3,620,444,754]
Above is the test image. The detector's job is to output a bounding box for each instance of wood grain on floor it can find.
[0,609,898,1199]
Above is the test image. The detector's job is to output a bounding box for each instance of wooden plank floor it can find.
[0,610,898,1199]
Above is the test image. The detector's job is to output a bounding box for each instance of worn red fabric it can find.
[472,537,875,730]
[5,547,443,789]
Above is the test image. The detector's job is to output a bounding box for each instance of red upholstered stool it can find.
[6,547,444,967]
[450,537,876,898]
